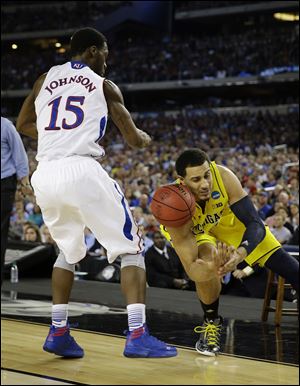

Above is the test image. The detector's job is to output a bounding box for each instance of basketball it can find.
[150,184,196,228]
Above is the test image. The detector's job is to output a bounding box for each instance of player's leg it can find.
[193,242,223,356]
[242,227,299,292]
[82,165,177,357]
[39,206,86,358]
[263,248,299,292]
[31,162,87,358]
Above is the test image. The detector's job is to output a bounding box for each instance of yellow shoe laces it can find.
[194,320,221,346]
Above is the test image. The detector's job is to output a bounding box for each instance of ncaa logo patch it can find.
[211,191,220,200]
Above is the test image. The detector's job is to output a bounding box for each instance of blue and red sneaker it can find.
[123,325,177,358]
[43,325,84,358]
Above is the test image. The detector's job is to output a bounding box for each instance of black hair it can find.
[175,148,210,177]
[70,27,107,56]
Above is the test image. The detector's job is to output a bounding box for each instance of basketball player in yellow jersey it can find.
[161,148,299,356]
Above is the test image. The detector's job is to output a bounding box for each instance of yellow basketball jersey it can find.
[160,161,281,267]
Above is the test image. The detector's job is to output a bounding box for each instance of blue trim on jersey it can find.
[95,116,107,142]
[114,183,133,241]
[70,61,88,69]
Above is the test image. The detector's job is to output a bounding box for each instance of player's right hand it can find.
[138,130,152,147]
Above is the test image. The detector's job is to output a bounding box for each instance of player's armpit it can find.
[16,90,38,139]
[16,73,46,139]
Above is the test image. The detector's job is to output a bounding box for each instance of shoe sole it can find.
[195,344,219,357]
[124,350,177,358]
[43,345,84,358]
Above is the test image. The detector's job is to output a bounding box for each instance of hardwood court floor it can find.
[1,318,299,385]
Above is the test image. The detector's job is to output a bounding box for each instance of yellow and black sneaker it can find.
[194,316,223,356]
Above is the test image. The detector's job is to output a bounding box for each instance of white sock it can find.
[127,303,145,331]
[52,304,68,328]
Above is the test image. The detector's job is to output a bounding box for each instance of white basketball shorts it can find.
[31,156,144,264]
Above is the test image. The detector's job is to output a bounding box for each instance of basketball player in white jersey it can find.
[16,27,177,359]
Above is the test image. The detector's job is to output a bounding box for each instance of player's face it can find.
[182,162,212,202]
[94,42,109,76]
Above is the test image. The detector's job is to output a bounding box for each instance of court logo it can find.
[1,296,127,317]
[211,191,220,200]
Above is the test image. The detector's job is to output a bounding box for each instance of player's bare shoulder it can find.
[216,164,247,203]
[216,164,235,181]
[103,79,123,103]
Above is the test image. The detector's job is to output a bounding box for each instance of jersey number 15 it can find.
[45,96,85,130]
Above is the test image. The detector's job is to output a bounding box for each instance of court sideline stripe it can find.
[1,367,85,385]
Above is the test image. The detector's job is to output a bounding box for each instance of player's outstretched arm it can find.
[103,79,151,149]
[16,73,47,139]
[167,222,217,282]
[218,165,266,273]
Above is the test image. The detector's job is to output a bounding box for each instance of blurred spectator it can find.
[40,224,56,244]
[277,207,294,235]
[132,206,146,227]
[138,225,154,252]
[287,226,299,247]
[288,177,299,203]
[265,200,285,220]
[125,186,139,207]
[277,190,291,208]
[145,231,191,290]
[23,223,42,242]
[257,191,272,220]
[138,194,151,214]
[84,227,96,251]
[270,214,292,244]
[27,203,44,227]
[268,184,284,207]
[144,214,160,237]
[289,203,299,230]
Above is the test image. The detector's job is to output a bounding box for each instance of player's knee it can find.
[120,253,145,270]
[53,251,75,273]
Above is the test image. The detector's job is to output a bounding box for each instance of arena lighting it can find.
[55,42,62,48]
[273,12,299,21]
[11,44,18,49]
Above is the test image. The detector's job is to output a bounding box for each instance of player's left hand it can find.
[216,243,244,276]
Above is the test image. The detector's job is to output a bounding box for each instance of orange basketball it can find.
[150,184,196,228]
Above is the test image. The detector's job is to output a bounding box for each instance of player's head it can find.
[176,148,212,202]
[70,27,108,76]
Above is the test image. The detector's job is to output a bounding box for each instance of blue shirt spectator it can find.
[257,191,272,220]
[1,117,29,180]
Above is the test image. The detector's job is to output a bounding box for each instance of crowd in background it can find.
[176,1,265,11]
[1,1,131,33]
[2,1,268,33]
[2,23,298,90]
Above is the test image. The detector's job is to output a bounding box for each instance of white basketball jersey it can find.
[35,61,108,161]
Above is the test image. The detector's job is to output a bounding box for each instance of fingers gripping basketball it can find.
[150,184,196,228]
